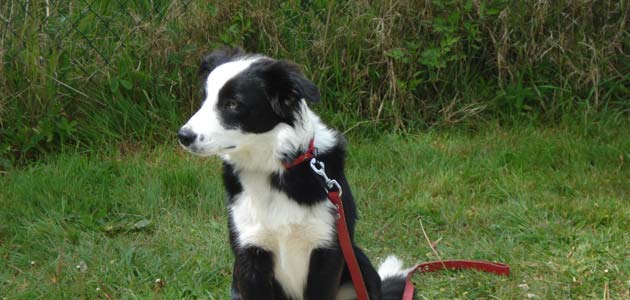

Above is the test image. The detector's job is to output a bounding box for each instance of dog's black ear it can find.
[198,47,245,95]
[198,47,245,78]
[259,60,320,117]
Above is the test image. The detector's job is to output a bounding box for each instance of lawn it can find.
[1,125,628,299]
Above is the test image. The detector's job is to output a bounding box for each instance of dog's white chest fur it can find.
[230,171,336,299]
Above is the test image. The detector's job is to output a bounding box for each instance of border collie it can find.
[178,48,414,299]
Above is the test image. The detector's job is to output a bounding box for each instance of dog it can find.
[178,48,415,299]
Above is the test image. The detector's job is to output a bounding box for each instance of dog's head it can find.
[178,48,320,156]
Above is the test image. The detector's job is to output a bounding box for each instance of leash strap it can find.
[285,141,509,300]
[327,190,370,300]
[284,141,370,299]
[402,260,510,300]
[282,139,315,169]
[307,158,370,300]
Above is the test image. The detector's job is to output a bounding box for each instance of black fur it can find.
[382,275,415,300]
[222,139,388,300]
[305,248,345,299]
[189,48,411,299]
[210,58,319,133]
[198,47,246,98]
[216,65,288,132]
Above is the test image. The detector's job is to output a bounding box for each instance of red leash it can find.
[282,139,315,169]
[402,260,510,300]
[328,190,371,300]
[285,140,510,300]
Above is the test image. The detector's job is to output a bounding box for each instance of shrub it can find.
[1,0,628,163]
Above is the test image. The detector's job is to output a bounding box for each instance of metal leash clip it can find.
[309,158,342,196]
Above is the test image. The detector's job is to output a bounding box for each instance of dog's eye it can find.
[225,100,239,110]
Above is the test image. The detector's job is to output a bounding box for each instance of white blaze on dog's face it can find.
[178,48,320,157]
[179,58,259,155]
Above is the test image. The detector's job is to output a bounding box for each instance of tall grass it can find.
[1,0,629,163]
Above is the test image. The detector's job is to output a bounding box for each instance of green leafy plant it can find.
[1,0,628,162]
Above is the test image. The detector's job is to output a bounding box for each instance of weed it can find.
[1,0,629,163]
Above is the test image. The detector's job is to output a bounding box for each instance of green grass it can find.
[2,1,629,161]
[2,2,628,298]
[1,125,628,299]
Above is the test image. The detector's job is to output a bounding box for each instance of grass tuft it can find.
[1,125,628,299]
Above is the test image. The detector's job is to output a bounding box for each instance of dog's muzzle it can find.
[177,127,197,147]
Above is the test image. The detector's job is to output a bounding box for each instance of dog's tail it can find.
[378,256,416,300]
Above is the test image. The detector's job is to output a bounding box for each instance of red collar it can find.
[283,139,315,169]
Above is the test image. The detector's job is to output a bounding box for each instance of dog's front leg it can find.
[232,247,277,300]
[305,248,345,299]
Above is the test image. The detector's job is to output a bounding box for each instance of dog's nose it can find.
[177,127,197,146]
